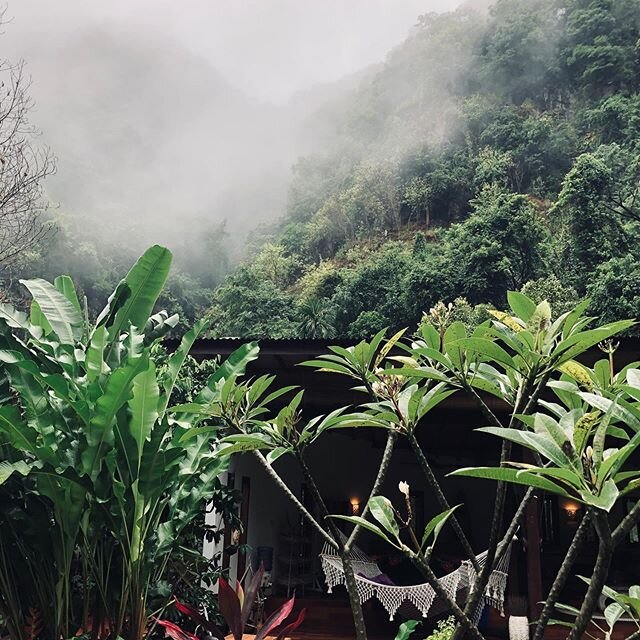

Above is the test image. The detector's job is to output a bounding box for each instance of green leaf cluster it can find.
[0,246,255,640]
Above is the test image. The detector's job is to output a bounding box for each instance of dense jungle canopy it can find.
[6,0,640,338]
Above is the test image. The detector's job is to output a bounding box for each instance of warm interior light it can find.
[350,498,360,515]
[563,501,581,521]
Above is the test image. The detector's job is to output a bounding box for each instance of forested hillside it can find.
[209,0,640,339]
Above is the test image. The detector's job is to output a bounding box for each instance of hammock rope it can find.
[320,535,512,622]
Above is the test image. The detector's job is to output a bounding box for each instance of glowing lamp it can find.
[350,498,360,515]
[563,501,581,521]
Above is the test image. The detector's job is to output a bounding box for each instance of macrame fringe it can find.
[320,539,512,622]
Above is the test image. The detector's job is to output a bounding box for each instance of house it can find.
[179,338,640,638]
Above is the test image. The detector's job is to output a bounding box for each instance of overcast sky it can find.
[5,0,464,103]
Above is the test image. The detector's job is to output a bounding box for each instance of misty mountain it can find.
[20,24,300,254]
[209,0,640,339]
[8,0,638,340]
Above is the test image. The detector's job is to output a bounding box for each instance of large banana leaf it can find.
[20,278,83,345]
[3,363,62,448]
[108,245,172,340]
[137,423,182,502]
[54,276,82,316]
[0,460,38,485]
[0,405,38,452]
[0,302,32,331]
[82,355,149,478]
[30,300,53,335]
[5,353,88,426]
[127,361,160,465]
[158,317,208,417]
[157,451,229,554]
[85,325,109,382]
[94,280,131,330]
[196,342,259,403]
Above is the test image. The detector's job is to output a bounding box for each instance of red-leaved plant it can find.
[158,564,306,640]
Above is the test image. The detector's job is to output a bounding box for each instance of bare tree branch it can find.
[0,31,56,269]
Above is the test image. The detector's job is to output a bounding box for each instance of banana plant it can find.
[0,470,56,640]
[0,245,257,640]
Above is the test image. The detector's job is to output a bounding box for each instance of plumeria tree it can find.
[209,292,639,640]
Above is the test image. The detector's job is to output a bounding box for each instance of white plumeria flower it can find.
[398,481,410,497]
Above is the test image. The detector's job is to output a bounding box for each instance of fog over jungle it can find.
[2,0,465,261]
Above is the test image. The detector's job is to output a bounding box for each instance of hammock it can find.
[320,536,513,622]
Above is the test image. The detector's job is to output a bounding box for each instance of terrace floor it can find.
[265,593,639,639]
[280,625,639,640]
[265,592,498,639]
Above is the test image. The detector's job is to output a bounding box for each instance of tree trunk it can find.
[409,552,486,640]
[294,450,368,640]
[533,511,592,640]
[345,431,396,552]
[567,512,613,640]
[342,551,368,639]
[452,373,546,640]
[451,439,513,640]
[613,497,640,546]
[407,431,480,571]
